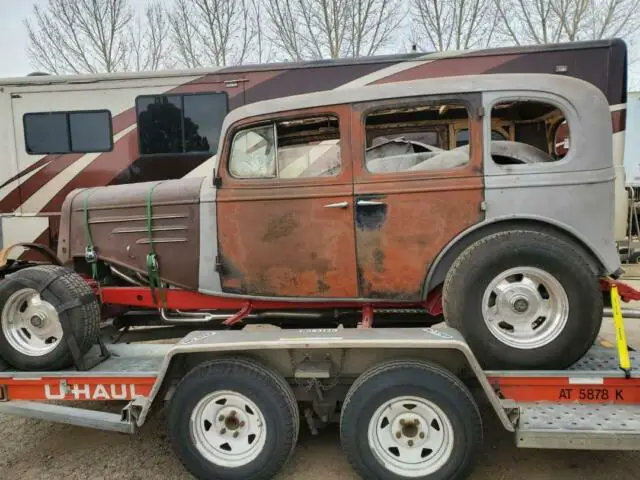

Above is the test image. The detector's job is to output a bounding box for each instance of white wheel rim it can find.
[481,266,569,350]
[190,390,267,468]
[1,288,63,357]
[367,396,454,477]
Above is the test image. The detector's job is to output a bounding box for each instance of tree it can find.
[410,0,499,51]
[265,0,405,60]
[127,1,173,71]
[26,0,134,74]
[168,0,258,67]
[349,0,406,57]
[494,0,640,45]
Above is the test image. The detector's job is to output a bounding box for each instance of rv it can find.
[0,39,628,256]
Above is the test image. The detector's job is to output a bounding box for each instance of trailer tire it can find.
[168,357,299,480]
[0,265,100,370]
[443,230,602,369]
[340,359,482,480]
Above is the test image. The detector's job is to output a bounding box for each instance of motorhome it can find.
[0,39,628,256]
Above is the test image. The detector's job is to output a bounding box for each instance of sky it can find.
[0,0,38,77]
[1,0,639,88]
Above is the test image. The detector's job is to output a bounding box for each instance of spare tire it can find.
[0,265,100,371]
[443,230,602,370]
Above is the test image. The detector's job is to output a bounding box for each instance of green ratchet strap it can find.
[83,190,99,280]
[146,182,167,309]
[83,189,102,301]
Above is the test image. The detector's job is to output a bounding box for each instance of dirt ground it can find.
[1,315,640,479]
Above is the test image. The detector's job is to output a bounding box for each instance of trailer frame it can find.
[1,287,640,478]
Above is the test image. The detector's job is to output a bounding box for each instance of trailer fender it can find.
[132,326,515,432]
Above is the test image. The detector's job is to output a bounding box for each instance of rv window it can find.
[24,110,112,155]
[136,93,228,155]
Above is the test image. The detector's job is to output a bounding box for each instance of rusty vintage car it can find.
[0,73,621,371]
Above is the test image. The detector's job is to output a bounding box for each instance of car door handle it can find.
[356,199,385,206]
[324,201,349,209]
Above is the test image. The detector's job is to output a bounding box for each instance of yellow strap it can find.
[611,284,631,372]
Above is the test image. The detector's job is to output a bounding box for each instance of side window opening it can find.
[364,102,470,174]
[24,110,112,155]
[490,100,569,165]
[229,115,341,179]
[136,92,228,156]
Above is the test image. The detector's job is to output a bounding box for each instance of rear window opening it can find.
[489,100,569,165]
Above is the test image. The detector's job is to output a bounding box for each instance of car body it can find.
[57,73,619,303]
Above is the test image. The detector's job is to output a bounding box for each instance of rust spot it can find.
[373,249,385,273]
[317,279,330,293]
[262,212,299,242]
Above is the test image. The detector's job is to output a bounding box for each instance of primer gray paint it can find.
[198,172,222,293]
[482,88,620,273]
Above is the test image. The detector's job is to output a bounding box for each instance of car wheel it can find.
[443,230,602,369]
[0,265,100,370]
[340,359,482,480]
[168,357,299,480]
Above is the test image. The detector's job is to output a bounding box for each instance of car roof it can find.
[219,73,606,137]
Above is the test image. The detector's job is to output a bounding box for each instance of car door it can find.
[216,105,358,298]
[351,94,485,301]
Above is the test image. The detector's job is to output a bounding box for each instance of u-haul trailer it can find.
[2,313,640,479]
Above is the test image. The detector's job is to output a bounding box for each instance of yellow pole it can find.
[611,284,631,372]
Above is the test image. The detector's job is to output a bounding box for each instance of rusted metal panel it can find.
[351,96,485,300]
[63,178,203,290]
[217,105,358,298]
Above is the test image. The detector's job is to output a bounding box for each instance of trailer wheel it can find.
[340,359,482,480]
[0,265,100,370]
[168,357,299,480]
[443,230,602,369]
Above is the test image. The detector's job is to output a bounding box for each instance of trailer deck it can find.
[1,327,639,445]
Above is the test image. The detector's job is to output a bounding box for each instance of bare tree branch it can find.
[128,1,172,71]
[25,0,178,74]
[266,0,404,60]
[495,0,640,46]
[349,0,406,57]
[169,0,259,67]
[410,0,497,51]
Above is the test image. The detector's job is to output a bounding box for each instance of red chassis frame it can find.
[97,285,445,326]
[93,278,639,327]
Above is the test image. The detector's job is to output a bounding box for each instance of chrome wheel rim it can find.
[190,390,267,468]
[1,288,63,356]
[367,396,454,477]
[481,266,569,349]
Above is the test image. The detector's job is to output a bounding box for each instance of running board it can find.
[0,401,135,434]
[516,403,640,450]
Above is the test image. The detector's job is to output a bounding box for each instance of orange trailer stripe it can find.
[488,376,640,404]
[2,376,156,401]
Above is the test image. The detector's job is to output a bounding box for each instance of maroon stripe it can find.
[612,110,626,134]
[373,54,519,84]
[0,156,52,189]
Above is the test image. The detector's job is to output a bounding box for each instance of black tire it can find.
[443,230,602,369]
[0,265,100,370]
[340,359,482,480]
[168,357,299,480]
